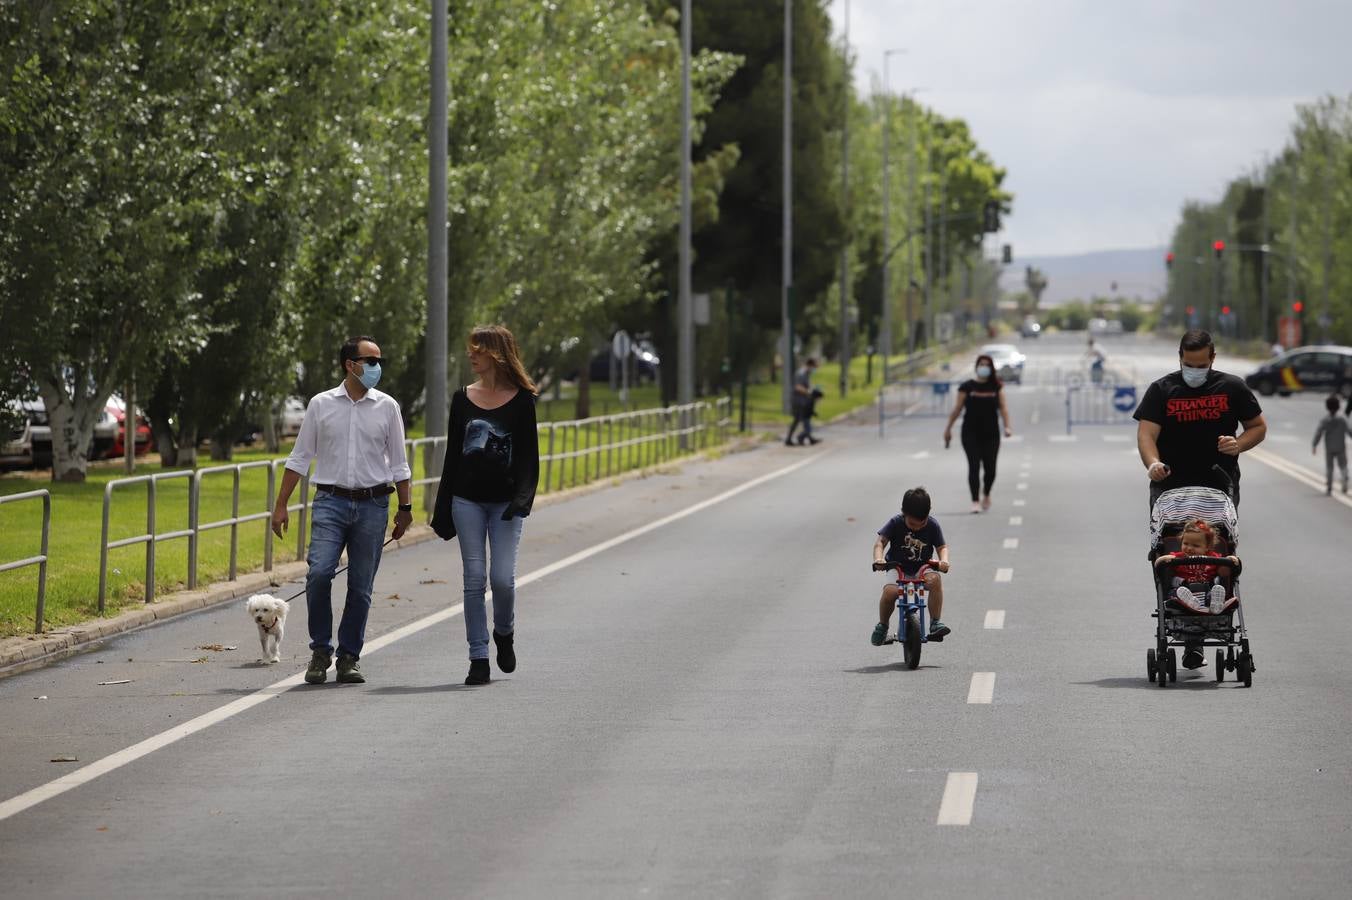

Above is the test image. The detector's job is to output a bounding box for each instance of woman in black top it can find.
[943,353,1013,513]
[431,325,540,685]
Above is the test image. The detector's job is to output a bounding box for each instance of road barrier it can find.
[92,399,733,610]
[0,490,50,632]
[878,380,955,437]
[1065,383,1142,434]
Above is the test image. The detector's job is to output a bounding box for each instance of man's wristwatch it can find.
[397,503,413,513]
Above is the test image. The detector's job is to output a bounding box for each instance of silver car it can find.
[978,343,1026,384]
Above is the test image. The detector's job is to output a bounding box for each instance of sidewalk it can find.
[0,434,771,677]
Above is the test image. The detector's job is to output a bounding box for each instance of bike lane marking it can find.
[0,450,829,824]
[937,772,979,825]
[983,610,1005,629]
[966,673,995,704]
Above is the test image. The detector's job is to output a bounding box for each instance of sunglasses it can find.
[351,356,382,367]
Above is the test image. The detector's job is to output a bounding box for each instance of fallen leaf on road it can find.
[51,756,78,763]
[386,593,401,600]
[97,680,132,686]
[189,657,209,664]
[197,644,237,652]
[418,578,446,584]
[96,826,108,832]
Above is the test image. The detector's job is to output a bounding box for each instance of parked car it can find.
[978,343,1026,384]
[102,397,151,459]
[0,400,41,469]
[1245,345,1352,397]
[1020,317,1042,339]
[577,341,660,383]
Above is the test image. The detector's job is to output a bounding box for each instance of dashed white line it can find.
[1102,434,1131,442]
[1002,537,1019,549]
[1049,435,1078,442]
[910,450,931,460]
[967,672,996,704]
[994,568,1014,582]
[938,772,979,825]
[984,610,1006,629]
[1013,499,1026,507]
[1009,516,1023,525]
[1016,482,1028,491]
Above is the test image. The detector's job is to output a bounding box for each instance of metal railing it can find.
[1065,383,1143,434]
[0,490,51,632]
[878,379,956,437]
[93,399,733,610]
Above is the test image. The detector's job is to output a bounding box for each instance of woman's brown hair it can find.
[468,324,537,395]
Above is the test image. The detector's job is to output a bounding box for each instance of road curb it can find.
[0,435,766,678]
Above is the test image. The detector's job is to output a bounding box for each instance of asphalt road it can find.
[2,333,1349,900]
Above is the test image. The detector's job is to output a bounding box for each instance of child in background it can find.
[1154,519,1237,615]
[1312,394,1349,496]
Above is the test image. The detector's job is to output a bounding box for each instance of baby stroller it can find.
[1145,485,1254,687]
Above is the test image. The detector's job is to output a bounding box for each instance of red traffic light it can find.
[1165,252,1175,268]
[1221,305,1231,315]
[1213,239,1225,255]
[1185,305,1196,315]
[1292,301,1304,313]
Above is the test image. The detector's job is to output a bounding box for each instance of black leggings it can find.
[961,432,1000,501]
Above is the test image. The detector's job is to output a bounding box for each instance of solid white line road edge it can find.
[967,672,995,704]
[937,772,979,825]
[0,450,829,824]
[1249,447,1352,511]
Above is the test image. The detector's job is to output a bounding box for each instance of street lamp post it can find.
[678,0,694,405]
[838,0,850,398]
[880,49,905,374]
[781,0,794,413]
[425,0,449,492]
[904,88,926,357]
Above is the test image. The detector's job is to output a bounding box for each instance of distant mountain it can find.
[999,246,1167,307]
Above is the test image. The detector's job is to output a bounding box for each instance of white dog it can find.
[245,594,289,663]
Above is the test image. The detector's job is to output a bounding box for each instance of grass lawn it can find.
[0,398,734,638]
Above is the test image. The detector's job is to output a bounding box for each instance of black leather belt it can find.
[315,483,394,500]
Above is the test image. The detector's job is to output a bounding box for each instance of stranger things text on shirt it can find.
[1165,394,1230,423]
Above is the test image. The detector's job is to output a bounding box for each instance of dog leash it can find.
[279,536,398,603]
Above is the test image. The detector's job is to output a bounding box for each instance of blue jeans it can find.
[305,492,389,658]
[451,496,523,660]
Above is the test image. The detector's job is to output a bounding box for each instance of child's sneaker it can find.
[928,620,951,641]
[871,622,887,646]
[1174,585,1201,611]
[1208,583,1227,614]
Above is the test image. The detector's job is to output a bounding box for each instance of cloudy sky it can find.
[827,0,1352,257]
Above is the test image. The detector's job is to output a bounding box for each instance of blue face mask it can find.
[976,365,993,379]
[1180,365,1208,388]
[357,361,381,390]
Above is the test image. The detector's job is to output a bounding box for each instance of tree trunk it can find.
[209,437,233,461]
[36,379,103,484]
[151,417,178,467]
[263,400,280,453]
[176,424,199,468]
[575,363,591,420]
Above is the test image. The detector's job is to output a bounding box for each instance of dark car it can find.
[1245,345,1352,397]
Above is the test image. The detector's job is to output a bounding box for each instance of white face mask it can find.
[976,365,993,378]
[1180,365,1209,388]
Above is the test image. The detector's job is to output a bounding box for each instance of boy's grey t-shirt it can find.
[878,514,946,575]
[1314,414,1350,453]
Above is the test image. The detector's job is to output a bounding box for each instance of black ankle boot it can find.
[465,658,490,685]
[493,630,516,673]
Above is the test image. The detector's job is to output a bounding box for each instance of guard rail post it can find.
[0,490,51,632]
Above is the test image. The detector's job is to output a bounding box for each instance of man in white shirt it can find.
[272,336,413,685]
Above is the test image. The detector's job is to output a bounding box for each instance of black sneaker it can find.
[1182,645,1206,669]
[871,622,887,646]
[928,620,951,642]
[465,659,490,685]
[304,649,332,684]
[335,652,365,684]
[493,630,516,673]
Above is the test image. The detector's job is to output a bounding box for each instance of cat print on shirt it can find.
[463,418,512,470]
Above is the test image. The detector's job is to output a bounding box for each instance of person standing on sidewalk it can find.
[1312,394,1350,495]
[785,357,821,446]
[430,325,540,686]
[943,353,1013,513]
[272,336,413,685]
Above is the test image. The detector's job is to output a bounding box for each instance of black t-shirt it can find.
[1133,369,1262,490]
[958,379,1001,437]
[878,514,946,574]
[448,388,540,507]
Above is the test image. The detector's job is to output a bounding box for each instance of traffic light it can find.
[982,199,1000,233]
[1221,305,1231,315]
[1292,301,1304,313]
[1165,252,1175,270]
[1186,305,1196,315]
[1213,239,1225,259]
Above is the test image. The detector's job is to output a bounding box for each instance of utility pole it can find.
[837,0,850,398]
[425,0,449,489]
[1320,152,1333,342]
[906,90,923,357]
[880,49,905,368]
[1260,186,1270,344]
[938,167,947,342]
[923,175,932,348]
[781,0,794,413]
[678,0,694,405]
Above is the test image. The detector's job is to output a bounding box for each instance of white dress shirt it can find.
[285,384,412,488]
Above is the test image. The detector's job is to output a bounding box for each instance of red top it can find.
[1172,550,1222,582]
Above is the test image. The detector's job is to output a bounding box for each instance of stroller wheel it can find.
[1237,652,1253,688]
[1146,649,1157,682]
[1215,650,1225,683]
[1167,648,1178,683]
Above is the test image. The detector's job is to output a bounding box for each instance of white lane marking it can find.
[1006,435,1024,443]
[1030,407,1042,425]
[1266,434,1298,443]
[994,568,1014,582]
[1013,499,1026,507]
[1102,434,1131,442]
[1250,447,1352,510]
[1016,482,1028,491]
[1002,537,1019,549]
[1009,516,1023,525]
[0,452,830,824]
[911,450,931,460]
[937,772,979,825]
[984,610,1005,629]
[1049,435,1078,442]
[967,672,996,704]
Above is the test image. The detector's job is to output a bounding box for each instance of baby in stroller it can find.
[1146,485,1254,685]
[1153,519,1238,615]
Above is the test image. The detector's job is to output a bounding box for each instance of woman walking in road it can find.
[943,353,1013,513]
[431,325,540,685]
